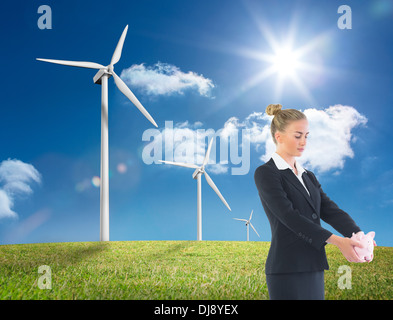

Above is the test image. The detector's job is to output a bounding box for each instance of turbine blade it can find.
[250,223,260,237]
[202,138,214,167]
[249,209,254,221]
[36,58,104,69]
[203,171,231,211]
[112,71,158,127]
[159,160,199,169]
[111,25,128,65]
[233,218,247,222]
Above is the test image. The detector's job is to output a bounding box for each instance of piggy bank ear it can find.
[367,231,375,239]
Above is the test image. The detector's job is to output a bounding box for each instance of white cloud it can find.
[120,62,215,97]
[238,104,368,173]
[0,159,42,219]
[0,189,14,219]
[300,105,368,172]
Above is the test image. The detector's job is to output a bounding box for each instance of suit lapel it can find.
[280,169,317,212]
[302,172,320,212]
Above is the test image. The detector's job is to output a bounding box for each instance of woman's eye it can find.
[295,136,301,139]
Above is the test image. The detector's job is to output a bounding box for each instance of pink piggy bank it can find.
[351,231,375,262]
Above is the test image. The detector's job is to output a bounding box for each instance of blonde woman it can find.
[254,104,365,300]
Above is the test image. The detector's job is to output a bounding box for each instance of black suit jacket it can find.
[254,158,361,274]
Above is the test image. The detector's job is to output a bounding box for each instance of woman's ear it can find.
[275,131,282,144]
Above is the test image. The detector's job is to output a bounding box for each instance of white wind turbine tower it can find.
[234,210,260,241]
[159,138,231,241]
[37,25,158,242]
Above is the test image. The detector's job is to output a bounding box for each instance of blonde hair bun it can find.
[266,104,283,116]
[266,104,307,144]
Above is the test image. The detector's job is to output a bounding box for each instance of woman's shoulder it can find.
[254,158,278,179]
[304,169,319,185]
[254,159,283,191]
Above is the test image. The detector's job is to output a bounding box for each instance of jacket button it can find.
[312,213,318,219]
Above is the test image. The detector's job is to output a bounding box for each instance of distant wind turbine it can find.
[37,25,158,241]
[234,210,260,241]
[159,138,231,240]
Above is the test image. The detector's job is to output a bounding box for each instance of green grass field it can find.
[0,241,391,300]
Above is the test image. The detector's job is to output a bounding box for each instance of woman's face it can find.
[275,119,309,157]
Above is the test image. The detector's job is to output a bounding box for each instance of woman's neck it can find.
[276,150,296,170]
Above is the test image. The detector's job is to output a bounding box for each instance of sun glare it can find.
[229,15,330,105]
[271,46,301,78]
[219,10,333,108]
[246,37,317,103]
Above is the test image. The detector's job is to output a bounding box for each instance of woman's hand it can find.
[326,234,365,263]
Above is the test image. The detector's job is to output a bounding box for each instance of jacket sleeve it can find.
[306,171,362,238]
[254,165,333,250]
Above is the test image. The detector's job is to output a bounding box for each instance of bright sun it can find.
[233,19,328,104]
[270,46,301,78]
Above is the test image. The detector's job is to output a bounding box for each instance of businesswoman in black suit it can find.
[254,104,366,300]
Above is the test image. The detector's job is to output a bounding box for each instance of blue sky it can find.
[0,0,392,246]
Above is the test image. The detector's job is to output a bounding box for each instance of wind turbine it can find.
[234,210,260,241]
[37,25,158,241]
[159,138,231,240]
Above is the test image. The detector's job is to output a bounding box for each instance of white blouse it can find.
[271,152,310,196]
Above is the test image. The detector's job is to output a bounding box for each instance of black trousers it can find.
[266,271,325,300]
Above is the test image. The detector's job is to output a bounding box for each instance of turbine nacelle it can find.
[107,64,114,74]
[94,64,114,84]
[93,68,112,84]
[192,167,205,180]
